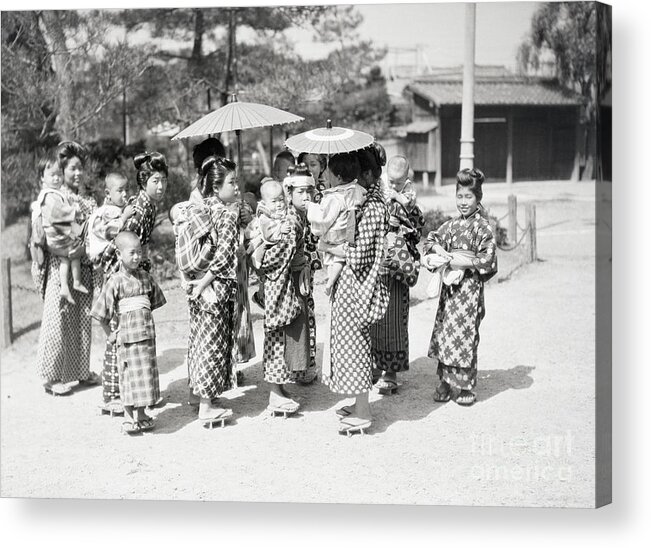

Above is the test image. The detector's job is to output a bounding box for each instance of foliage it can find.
[420,208,507,248]
[517,2,601,121]
[2,6,393,224]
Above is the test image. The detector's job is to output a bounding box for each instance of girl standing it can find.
[98,152,168,414]
[186,156,239,425]
[370,152,425,394]
[423,168,498,406]
[33,141,101,395]
[322,153,389,435]
[260,166,316,415]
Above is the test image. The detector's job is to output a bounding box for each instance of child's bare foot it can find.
[60,287,76,305]
[72,281,89,294]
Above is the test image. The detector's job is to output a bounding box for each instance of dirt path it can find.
[0,182,601,506]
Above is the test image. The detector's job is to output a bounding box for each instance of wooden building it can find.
[400,66,584,185]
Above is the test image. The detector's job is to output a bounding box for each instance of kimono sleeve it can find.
[306,193,343,237]
[94,208,124,241]
[41,192,76,228]
[148,275,167,311]
[90,277,117,324]
[345,199,386,275]
[208,208,238,279]
[472,222,498,282]
[423,219,452,255]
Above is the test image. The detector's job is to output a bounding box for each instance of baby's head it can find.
[104,172,129,208]
[114,231,142,271]
[386,155,410,190]
[260,179,286,215]
[38,150,62,190]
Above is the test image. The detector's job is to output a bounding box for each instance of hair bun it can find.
[57,140,87,163]
[134,151,152,170]
[469,168,485,184]
[201,155,217,176]
[372,142,386,167]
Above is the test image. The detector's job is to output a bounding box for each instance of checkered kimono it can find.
[91,267,166,407]
[186,198,239,399]
[260,206,312,384]
[32,190,99,384]
[323,179,390,395]
[97,190,158,403]
[423,207,498,390]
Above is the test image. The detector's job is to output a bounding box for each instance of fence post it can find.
[525,204,538,263]
[508,194,517,244]
[2,258,12,348]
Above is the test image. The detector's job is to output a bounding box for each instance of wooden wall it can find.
[438,105,579,182]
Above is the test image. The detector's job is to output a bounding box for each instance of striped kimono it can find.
[371,193,425,372]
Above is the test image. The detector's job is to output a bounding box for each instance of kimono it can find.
[99,190,158,404]
[260,206,311,384]
[323,179,389,395]
[33,188,98,384]
[423,207,498,390]
[371,190,425,372]
[229,200,256,370]
[91,267,166,407]
[186,197,239,399]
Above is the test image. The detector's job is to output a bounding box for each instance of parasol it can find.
[171,94,304,188]
[284,119,375,155]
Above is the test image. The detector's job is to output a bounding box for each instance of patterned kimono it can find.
[371,192,425,372]
[230,200,256,374]
[424,208,498,390]
[99,190,158,403]
[260,206,312,384]
[294,211,321,383]
[91,267,166,407]
[187,197,239,399]
[323,179,389,395]
[33,188,98,383]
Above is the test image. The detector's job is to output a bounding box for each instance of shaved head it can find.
[260,179,284,201]
[114,231,141,252]
[387,155,410,182]
[105,172,128,190]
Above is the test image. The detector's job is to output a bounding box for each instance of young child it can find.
[31,150,87,304]
[86,172,135,266]
[246,178,292,308]
[91,231,166,434]
[305,158,366,295]
[385,155,417,213]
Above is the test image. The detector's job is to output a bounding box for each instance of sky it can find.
[285,2,542,71]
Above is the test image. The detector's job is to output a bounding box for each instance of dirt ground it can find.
[0,181,605,507]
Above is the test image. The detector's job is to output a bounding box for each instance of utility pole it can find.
[459,3,476,170]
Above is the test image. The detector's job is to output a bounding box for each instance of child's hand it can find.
[122,205,135,219]
[280,221,292,234]
[107,331,117,344]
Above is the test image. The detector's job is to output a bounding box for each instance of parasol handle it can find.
[326,119,332,129]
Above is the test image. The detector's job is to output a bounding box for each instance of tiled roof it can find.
[407,71,583,106]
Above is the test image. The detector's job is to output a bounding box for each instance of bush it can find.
[420,207,508,247]
[421,208,453,239]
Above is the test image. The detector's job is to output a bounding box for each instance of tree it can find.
[517,2,610,179]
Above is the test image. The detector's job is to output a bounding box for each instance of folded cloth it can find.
[423,250,476,298]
